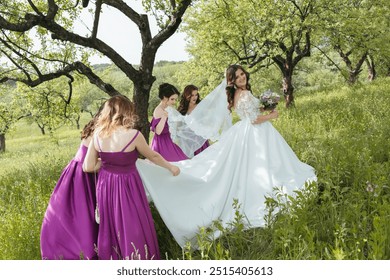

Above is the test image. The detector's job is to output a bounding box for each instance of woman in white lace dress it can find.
[136,65,316,247]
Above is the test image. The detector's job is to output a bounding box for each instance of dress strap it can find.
[94,133,103,152]
[120,131,140,152]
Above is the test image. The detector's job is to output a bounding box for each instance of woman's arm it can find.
[83,137,101,173]
[154,109,168,135]
[135,132,180,176]
[252,110,279,125]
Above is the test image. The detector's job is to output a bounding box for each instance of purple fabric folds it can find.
[95,132,160,260]
[40,144,98,260]
[150,117,188,162]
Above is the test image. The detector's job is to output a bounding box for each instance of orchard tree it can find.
[0,0,192,138]
[183,0,316,107]
[315,0,390,83]
[18,79,78,135]
[0,84,25,152]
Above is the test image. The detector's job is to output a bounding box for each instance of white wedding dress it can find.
[136,90,316,248]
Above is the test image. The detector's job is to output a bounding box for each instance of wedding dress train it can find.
[136,89,316,248]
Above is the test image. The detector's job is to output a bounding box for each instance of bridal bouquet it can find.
[260,90,280,111]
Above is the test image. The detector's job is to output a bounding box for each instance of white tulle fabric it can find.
[166,106,207,158]
[184,80,232,142]
[167,80,232,157]
[137,89,317,248]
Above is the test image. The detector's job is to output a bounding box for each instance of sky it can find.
[75,2,191,65]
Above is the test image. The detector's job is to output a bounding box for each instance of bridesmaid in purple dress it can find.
[177,85,210,156]
[83,95,179,260]
[40,111,101,260]
[150,83,188,161]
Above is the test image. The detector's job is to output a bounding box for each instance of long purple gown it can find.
[150,117,188,162]
[96,131,160,260]
[40,144,98,260]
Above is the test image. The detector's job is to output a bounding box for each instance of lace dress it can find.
[137,91,316,247]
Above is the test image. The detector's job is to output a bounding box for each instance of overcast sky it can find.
[75,3,190,65]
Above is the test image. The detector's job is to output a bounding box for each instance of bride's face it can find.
[234,69,247,89]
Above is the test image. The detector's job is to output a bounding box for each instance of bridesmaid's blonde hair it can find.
[96,95,137,137]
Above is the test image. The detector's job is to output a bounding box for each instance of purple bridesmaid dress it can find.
[150,117,188,162]
[194,140,210,156]
[96,131,160,260]
[40,144,98,260]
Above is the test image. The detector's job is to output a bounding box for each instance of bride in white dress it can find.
[136,65,317,248]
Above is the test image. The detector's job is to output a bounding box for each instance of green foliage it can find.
[148,62,185,115]
[17,79,79,135]
[0,119,82,259]
[181,0,317,89]
[181,0,390,91]
[1,77,389,260]
[0,0,86,78]
[0,86,21,135]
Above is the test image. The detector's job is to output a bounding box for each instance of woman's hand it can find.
[252,109,279,124]
[268,109,279,120]
[169,165,180,176]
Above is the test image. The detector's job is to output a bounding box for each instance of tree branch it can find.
[92,0,103,39]
[0,60,121,97]
[313,44,343,74]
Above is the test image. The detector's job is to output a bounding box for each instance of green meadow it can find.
[1,79,389,260]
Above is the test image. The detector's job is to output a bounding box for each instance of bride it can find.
[136,64,317,248]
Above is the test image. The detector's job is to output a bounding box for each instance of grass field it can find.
[1,78,389,260]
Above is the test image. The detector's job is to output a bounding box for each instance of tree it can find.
[0,102,13,152]
[18,79,78,135]
[0,84,25,152]
[0,0,192,139]
[315,0,390,84]
[183,0,316,107]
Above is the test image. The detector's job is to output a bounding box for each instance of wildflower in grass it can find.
[366,181,374,192]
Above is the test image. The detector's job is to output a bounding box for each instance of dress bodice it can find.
[99,150,139,174]
[150,117,169,135]
[96,131,140,174]
[235,91,260,122]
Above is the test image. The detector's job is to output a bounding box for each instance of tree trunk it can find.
[349,70,360,84]
[273,57,296,108]
[366,55,376,81]
[38,124,46,135]
[0,133,5,153]
[282,73,295,107]
[272,31,310,108]
[75,115,80,130]
[133,76,155,143]
[335,46,367,85]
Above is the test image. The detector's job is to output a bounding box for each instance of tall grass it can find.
[1,79,389,259]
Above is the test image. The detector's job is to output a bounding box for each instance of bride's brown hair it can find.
[225,65,251,112]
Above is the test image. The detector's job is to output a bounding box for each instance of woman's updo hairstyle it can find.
[158,83,180,100]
